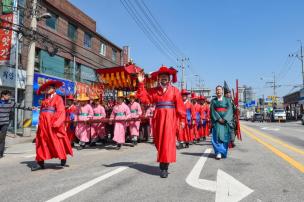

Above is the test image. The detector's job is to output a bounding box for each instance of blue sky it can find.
[71,0,304,98]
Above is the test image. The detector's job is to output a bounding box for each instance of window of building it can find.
[80,65,97,84]
[45,12,58,30]
[100,43,106,56]
[84,32,92,48]
[112,49,117,62]
[67,23,77,41]
[39,50,65,78]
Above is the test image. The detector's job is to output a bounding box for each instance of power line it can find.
[139,0,185,58]
[120,0,177,65]
[134,0,179,59]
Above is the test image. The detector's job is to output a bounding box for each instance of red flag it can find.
[234,79,242,141]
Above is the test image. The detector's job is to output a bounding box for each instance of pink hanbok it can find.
[145,105,155,138]
[91,104,106,141]
[110,102,130,144]
[129,101,142,136]
[75,104,93,143]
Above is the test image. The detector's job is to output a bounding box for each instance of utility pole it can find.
[273,72,276,98]
[178,58,189,90]
[23,0,37,137]
[289,40,304,89]
[181,59,185,89]
[300,41,304,88]
[14,1,20,135]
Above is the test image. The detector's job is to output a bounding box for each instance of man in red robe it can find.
[177,89,193,149]
[137,66,186,178]
[65,94,77,145]
[31,80,73,171]
[199,96,211,141]
[191,93,201,143]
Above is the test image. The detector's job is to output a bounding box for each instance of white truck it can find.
[245,111,254,121]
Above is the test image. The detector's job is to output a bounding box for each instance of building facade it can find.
[0,0,128,130]
[21,0,124,84]
[283,88,304,120]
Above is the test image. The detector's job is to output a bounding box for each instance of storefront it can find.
[283,89,304,120]
[0,66,26,130]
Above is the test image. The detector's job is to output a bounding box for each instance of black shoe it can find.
[160,170,168,178]
[185,143,189,148]
[60,159,69,167]
[76,145,83,150]
[31,162,45,171]
[115,144,121,150]
[176,143,182,150]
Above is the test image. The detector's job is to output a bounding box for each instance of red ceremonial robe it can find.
[137,83,186,163]
[200,104,211,137]
[177,100,193,142]
[192,103,201,139]
[36,93,73,161]
[66,104,77,142]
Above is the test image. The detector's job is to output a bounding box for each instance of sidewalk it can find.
[6,131,36,147]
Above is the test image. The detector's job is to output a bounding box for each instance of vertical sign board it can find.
[0,13,14,65]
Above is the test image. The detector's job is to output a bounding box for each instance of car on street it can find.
[252,113,264,122]
[271,109,286,122]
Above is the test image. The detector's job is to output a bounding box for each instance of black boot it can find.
[159,163,169,178]
[31,161,45,171]
[60,159,69,167]
[160,170,168,178]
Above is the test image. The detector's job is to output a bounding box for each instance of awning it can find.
[96,64,143,90]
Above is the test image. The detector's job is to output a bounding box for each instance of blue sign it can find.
[33,73,75,96]
[32,73,75,126]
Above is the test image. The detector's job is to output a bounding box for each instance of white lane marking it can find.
[186,148,217,192]
[215,169,254,202]
[23,154,36,158]
[260,127,280,131]
[186,148,253,202]
[46,166,128,202]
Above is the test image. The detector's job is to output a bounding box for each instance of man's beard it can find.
[159,81,169,88]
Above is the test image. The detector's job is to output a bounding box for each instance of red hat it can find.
[66,94,74,100]
[198,95,206,101]
[37,80,63,95]
[151,65,178,83]
[191,92,198,100]
[181,89,190,95]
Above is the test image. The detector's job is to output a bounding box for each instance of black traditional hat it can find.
[224,81,231,94]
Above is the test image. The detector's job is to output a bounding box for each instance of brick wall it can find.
[21,0,123,74]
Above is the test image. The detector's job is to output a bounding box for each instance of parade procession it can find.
[11,63,241,178]
[1,0,304,201]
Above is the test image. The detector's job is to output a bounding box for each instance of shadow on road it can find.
[20,161,65,170]
[103,162,160,176]
[180,152,216,159]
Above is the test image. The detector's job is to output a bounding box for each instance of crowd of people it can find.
[0,65,239,178]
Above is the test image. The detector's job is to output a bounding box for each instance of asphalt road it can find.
[0,121,303,202]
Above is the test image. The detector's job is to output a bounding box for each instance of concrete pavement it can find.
[0,121,303,202]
